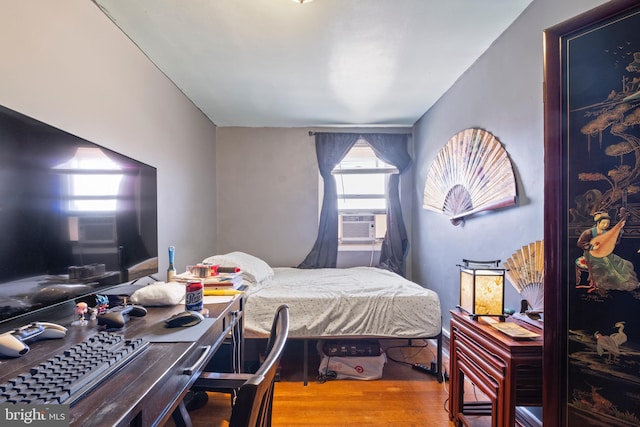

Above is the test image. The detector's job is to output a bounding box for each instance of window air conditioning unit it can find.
[77,216,117,244]
[340,214,376,242]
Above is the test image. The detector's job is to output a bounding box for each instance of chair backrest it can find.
[229,304,289,427]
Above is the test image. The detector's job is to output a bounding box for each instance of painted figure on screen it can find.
[576,210,639,293]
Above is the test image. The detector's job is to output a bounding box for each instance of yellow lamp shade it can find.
[458,259,505,320]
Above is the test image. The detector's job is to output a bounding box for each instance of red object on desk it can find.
[217,266,241,273]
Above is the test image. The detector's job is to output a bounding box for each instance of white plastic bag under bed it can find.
[317,343,387,381]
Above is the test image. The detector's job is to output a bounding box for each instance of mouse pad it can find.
[143,317,218,343]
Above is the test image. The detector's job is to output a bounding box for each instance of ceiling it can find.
[94,0,533,128]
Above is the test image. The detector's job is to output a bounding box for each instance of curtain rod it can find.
[308,131,412,136]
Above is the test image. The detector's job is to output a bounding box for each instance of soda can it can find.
[185,279,204,312]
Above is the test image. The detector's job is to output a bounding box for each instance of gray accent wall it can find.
[411,0,607,331]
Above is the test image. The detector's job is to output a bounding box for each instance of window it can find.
[53,147,124,246]
[332,140,397,244]
[54,147,124,212]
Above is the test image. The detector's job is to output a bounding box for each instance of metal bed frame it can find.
[299,328,444,385]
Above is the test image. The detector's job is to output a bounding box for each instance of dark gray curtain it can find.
[298,132,411,275]
[365,134,411,276]
[298,133,359,268]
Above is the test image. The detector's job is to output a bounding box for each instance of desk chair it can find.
[174,304,289,427]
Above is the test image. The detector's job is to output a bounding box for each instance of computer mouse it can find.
[165,311,205,328]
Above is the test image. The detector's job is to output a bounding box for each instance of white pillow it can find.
[130,282,185,306]
[202,251,274,285]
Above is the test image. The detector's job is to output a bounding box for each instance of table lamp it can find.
[457,259,506,320]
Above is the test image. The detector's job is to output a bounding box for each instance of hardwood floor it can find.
[170,339,458,426]
[270,377,452,426]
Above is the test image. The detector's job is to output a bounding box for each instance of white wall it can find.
[411,0,607,329]
[0,0,218,274]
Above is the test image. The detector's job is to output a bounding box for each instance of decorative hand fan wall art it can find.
[423,128,517,225]
[503,240,544,315]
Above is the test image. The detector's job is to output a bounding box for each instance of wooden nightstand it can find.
[449,309,542,427]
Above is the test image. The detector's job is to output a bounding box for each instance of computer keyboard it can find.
[0,331,149,406]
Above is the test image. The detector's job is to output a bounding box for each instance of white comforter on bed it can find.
[243,266,441,339]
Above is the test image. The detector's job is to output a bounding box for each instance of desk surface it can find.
[0,297,243,427]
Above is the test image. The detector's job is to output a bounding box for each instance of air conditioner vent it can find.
[340,214,376,242]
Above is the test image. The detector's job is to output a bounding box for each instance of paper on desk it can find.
[204,295,235,304]
[489,321,540,339]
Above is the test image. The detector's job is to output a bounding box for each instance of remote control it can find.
[0,332,29,357]
[33,322,68,340]
[13,323,44,341]
[0,321,67,358]
[97,304,147,329]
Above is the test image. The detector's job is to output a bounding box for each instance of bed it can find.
[202,252,443,383]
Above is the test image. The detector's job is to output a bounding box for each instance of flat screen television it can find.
[0,105,158,329]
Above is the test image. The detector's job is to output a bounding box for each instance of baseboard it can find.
[427,326,450,360]
[441,326,450,358]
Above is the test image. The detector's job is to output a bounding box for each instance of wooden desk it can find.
[448,309,542,427]
[0,296,244,427]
